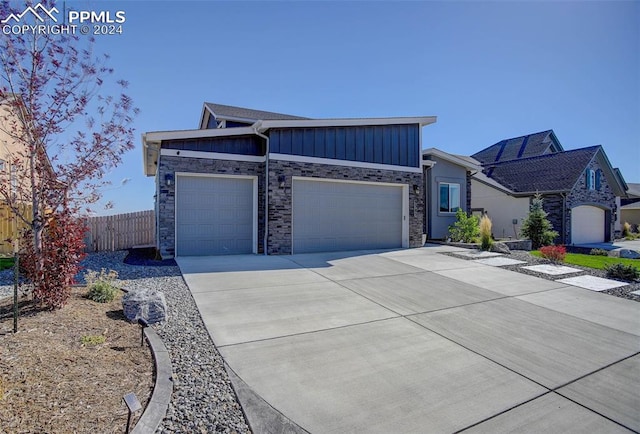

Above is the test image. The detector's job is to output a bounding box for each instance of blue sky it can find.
[16,1,640,214]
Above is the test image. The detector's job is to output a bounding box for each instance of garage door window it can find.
[439,183,460,213]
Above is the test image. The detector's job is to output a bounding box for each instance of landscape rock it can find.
[490,242,511,254]
[123,288,167,324]
[619,249,640,260]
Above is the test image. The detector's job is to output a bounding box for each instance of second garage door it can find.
[571,205,605,244]
[292,179,405,253]
[176,175,255,256]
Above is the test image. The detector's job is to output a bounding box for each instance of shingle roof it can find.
[482,146,600,193]
[205,103,309,121]
[472,130,562,164]
[626,183,640,198]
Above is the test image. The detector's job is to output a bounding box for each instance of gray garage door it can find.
[293,179,403,253]
[176,175,254,256]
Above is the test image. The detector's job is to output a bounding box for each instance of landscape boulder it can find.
[619,249,640,260]
[490,242,511,254]
[122,288,167,324]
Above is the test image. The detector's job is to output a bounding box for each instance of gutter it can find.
[253,121,269,256]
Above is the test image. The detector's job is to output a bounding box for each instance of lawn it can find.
[531,251,640,270]
[0,257,15,271]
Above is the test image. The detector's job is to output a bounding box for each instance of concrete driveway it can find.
[177,245,640,433]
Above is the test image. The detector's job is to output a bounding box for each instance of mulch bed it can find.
[0,287,154,433]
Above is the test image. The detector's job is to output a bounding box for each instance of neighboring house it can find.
[421,148,480,239]
[470,130,628,245]
[620,183,640,229]
[143,103,436,257]
[0,95,32,253]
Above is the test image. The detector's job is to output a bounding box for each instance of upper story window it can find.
[586,169,601,190]
[439,182,461,213]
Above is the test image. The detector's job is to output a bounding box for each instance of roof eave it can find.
[422,147,481,171]
[259,116,437,129]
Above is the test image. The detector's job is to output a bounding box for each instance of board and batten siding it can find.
[269,124,420,167]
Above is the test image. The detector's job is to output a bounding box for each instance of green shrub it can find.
[448,209,479,243]
[520,194,558,249]
[589,248,608,256]
[605,263,640,281]
[85,268,119,303]
[479,214,493,251]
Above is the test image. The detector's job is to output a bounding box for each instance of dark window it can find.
[439,183,461,213]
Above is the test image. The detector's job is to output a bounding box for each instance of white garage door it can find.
[176,175,255,256]
[571,205,605,244]
[292,179,405,253]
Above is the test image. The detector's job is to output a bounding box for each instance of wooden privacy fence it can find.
[83,210,155,252]
[0,204,32,255]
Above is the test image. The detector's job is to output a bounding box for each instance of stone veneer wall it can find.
[267,160,424,254]
[566,157,616,243]
[157,155,265,258]
[542,157,616,244]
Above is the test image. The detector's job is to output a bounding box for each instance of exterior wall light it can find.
[413,185,420,195]
[165,173,174,186]
[278,175,286,189]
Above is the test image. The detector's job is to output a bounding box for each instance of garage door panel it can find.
[177,176,254,256]
[293,179,403,253]
[571,206,605,244]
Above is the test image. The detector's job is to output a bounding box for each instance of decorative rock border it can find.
[131,325,173,434]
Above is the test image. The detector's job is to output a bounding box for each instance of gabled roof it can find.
[472,130,563,165]
[201,102,308,128]
[625,182,640,199]
[621,200,640,210]
[482,146,601,193]
[422,148,481,171]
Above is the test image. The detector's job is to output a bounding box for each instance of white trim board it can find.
[271,153,422,173]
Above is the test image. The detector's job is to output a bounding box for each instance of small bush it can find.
[85,269,119,303]
[589,248,608,256]
[81,335,106,346]
[520,194,558,249]
[605,263,640,281]
[622,221,631,237]
[448,209,480,243]
[479,214,493,251]
[539,245,566,263]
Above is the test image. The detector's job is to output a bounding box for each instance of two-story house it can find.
[143,103,436,257]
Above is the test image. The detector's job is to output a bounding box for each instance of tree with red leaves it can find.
[0,0,138,309]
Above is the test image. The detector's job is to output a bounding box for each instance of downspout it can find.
[561,192,567,245]
[253,122,269,255]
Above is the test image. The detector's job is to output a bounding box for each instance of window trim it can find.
[439,182,461,214]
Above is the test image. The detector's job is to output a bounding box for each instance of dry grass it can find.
[0,287,154,433]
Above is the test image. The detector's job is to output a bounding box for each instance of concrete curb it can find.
[131,326,173,434]
[225,363,309,434]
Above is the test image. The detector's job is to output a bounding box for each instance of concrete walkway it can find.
[177,245,640,433]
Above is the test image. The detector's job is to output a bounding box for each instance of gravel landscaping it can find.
[0,251,251,433]
[446,249,640,302]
